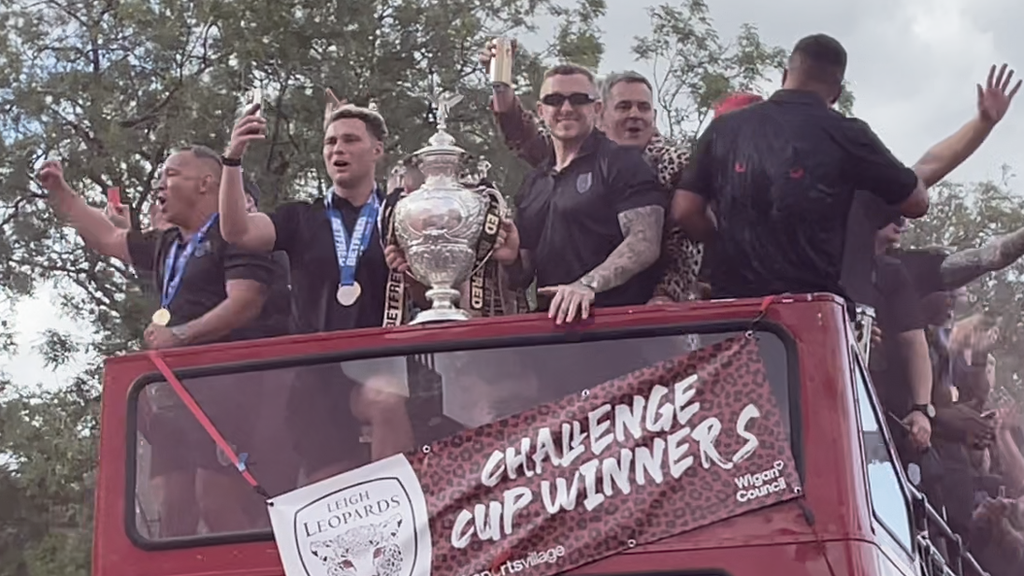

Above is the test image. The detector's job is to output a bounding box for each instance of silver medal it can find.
[336,281,362,306]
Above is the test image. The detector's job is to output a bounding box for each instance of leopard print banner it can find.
[269,336,803,576]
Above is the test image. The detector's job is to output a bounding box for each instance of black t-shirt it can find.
[869,254,926,416]
[678,89,920,301]
[128,226,287,342]
[840,191,902,305]
[514,130,668,308]
[891,247,948,297]
[270,190,389,333]
[267,251,297,335]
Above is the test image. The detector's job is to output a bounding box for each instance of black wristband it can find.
[221,155,242,167]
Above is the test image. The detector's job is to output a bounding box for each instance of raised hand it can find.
[36,160,77,215]
[978,63,1021,126]
[36,160,68,194]
[477,38,517,70]
[224,104,266,160]
[104,202,130,230]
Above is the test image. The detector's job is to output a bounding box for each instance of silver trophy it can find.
[392,91,489,324]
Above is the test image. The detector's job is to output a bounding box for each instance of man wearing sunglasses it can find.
[482,44,700,305]
[500,63,667,324]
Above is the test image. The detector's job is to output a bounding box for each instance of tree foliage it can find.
[631,0,787,142]
[0,0,819,573]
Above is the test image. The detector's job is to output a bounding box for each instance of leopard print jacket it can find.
[493,98,702,302]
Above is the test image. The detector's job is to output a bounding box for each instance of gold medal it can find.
[152,308,171,326]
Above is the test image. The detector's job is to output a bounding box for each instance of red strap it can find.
[146,351,268,497]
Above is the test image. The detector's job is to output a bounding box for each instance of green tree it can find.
[900,172,1024,401]
[631,0,787,142]
[0,0,606,572]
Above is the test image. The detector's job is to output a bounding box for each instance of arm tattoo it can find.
[940,227,1024,289]
[580,206,664,293]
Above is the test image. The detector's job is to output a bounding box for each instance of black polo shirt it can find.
[868,254,927,416]
[678,89,920,301]
[892,247,948,297]
[270,189,389,333]
[514,130,668,308]
[840,191,902,304]
[128,226,286,342]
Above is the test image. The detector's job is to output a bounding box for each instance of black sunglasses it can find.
[540,92,595,108]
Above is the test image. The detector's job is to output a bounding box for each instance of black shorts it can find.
[142,373,265,477]
[285,364,367,474]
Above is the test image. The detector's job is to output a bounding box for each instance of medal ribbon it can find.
[160,214,219,310]
[326,189,380,291]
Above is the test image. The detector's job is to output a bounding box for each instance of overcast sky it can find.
[4,0,1024,389]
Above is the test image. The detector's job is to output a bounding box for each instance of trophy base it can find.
[408,307,472,325]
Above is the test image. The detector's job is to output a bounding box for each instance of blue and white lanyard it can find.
[325,189,380,288]
[160,214,219,308]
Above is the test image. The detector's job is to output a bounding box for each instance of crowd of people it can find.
[32,30,1024,573]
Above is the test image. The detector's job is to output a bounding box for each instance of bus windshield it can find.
[129,328,795,544]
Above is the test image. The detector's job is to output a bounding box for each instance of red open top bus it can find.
[92,295,987,576]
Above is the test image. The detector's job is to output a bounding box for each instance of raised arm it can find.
[37,161,131,262]
[478,40,552,168]
[914,64,1019,187]
[219,105,279,252]
[939,228,1024,290]
[491,87,553,168]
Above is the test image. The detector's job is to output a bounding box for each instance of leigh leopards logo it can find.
[269,456,432,576]
[576,172,592,193]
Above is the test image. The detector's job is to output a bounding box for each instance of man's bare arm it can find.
[52,191,132,262]
[940,228,1024,290]
[579,206,664,292]
[219,165,278,252]
[491,86,552,168]
[912,116,996,188]
[175,279,266,345]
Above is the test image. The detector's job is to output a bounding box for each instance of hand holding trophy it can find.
[390,90,509,324]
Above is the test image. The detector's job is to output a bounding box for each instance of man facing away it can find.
[672,33,929,305]
[215,97,414,483]
[482,43,698,303]
[37,146,286,535]
[498,63,667,324]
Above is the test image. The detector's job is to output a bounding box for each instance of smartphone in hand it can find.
[106,187,122,207]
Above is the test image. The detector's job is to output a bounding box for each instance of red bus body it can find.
[91,294,981,576]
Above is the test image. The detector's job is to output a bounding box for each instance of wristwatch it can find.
[911,403,936,419]
[170,324,190,344]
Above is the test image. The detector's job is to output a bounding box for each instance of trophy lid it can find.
[415,91,467,164]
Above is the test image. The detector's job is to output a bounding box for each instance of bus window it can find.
[129,329,794,544]
[853,360,914,553]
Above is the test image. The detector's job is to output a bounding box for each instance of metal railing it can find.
[908,485,989,576]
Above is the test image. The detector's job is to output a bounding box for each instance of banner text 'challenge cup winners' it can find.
[269,336,803,576]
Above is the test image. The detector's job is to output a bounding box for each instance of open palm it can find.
[978,63,1022,125]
